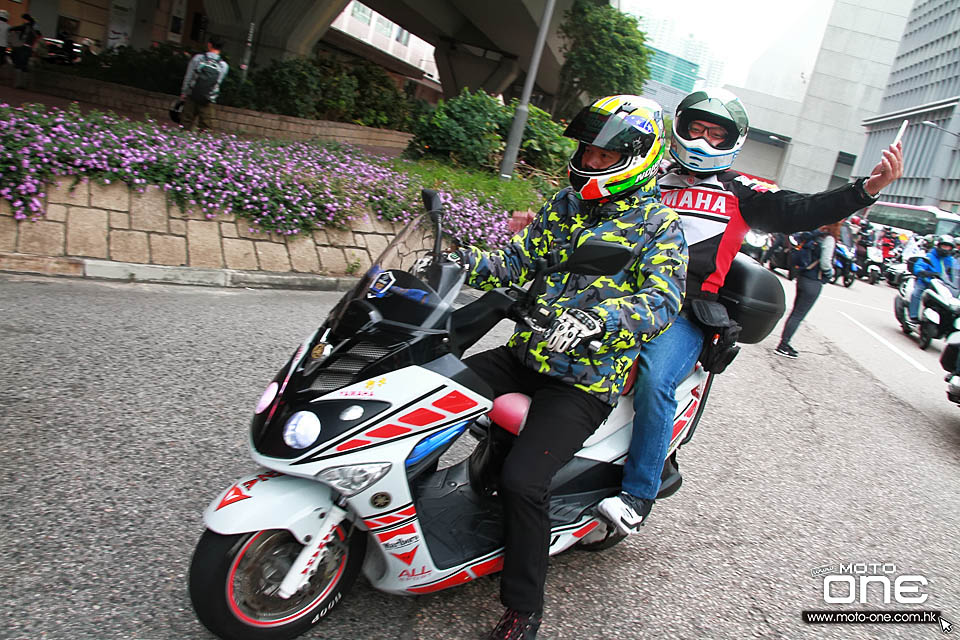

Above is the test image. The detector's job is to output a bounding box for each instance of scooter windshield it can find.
[325,213,464,337]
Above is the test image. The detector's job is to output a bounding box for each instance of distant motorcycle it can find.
[830,244,857,287]
[894,272,960,350]
[766,233,799,279]
[860,246,884,284]
[740,230,769,262]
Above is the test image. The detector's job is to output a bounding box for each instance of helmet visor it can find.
[564,108,656,157]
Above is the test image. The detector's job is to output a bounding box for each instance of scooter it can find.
[187,190,786,640]
[894,271,960,349]
[860,246,884,284]
[830,243,857,287]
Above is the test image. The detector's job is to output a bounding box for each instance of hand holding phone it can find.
[893,119,908,146]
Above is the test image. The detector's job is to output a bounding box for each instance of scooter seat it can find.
[622,363,639,396]
[488,393,530,435]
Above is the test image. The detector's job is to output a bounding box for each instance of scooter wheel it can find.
[918,325,933,350]
[844,273,855,287]
[189,525,365,640]
[868,272,879,285]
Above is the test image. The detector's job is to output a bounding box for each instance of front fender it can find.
[203,470,336,544]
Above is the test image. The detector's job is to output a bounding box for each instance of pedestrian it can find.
[8,13,38,88]
[0,11,10,67]
[774,224,837,358]
[179,36,229,132]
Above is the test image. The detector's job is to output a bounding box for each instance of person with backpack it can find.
[8,13,38,88]
[179,36,229,131]
[774,224,838,358]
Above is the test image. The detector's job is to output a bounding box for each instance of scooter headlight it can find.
[744,230,766,248]
[283,411,323,449]
[318,463,391,497]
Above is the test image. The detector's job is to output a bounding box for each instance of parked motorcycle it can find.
[894,270,960,349]
[187,189,786,640]
[831,243,857,287]
[740,229,769,262]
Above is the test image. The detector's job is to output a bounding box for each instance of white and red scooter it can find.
[188,190,785,640]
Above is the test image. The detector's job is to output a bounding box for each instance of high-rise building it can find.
[647,46,699,92]
[855,0,960,211]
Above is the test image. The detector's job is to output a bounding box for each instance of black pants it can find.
[780,276,822,346]
[464,346,611,614]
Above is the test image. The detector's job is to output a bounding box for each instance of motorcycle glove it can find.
[411,250,464,276]
[543,308,603,353]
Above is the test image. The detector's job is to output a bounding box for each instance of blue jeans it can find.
[908,279,929,320]
[624,315,704,499]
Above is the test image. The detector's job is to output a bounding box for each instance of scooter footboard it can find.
[203,470,337,544]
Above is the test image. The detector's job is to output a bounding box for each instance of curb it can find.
[0,252,360,291]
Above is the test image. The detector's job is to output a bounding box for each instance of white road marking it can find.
[839,311,931,373]
[822,295,888,313]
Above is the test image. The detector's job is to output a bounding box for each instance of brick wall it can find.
[0,178,401,278]
[25,68,415,154]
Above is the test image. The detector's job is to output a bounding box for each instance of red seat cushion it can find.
[622,362,639,396]
[488,393,531,435]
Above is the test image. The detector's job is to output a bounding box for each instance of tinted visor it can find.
[677,109,740,150]
[564,108,655,157]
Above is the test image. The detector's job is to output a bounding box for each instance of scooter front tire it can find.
[189,525,366,640]
[844,273,855,287]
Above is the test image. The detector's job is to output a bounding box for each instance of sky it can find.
[617,0,837,91]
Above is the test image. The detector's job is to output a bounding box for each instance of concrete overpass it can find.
[202,0,585,103]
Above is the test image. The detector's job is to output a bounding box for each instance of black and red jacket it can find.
[658,161,876,300]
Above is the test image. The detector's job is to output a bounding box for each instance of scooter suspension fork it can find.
[277,503,348,599]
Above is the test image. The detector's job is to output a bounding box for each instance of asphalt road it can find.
[1,272,957,640]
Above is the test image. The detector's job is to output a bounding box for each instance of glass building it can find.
[646,46,699,93]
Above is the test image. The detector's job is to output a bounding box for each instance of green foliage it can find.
[408,89,507,169]
[554,0,651,120]
[408,90,573,181]
[57,45,418,131]
[393,156,548,213]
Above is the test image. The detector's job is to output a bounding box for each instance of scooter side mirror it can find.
[561,239,635,276]
[421,189,442,214]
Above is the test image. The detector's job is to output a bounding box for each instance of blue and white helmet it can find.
[670,88,749,173]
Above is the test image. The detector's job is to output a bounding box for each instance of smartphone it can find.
[893,119,908,146]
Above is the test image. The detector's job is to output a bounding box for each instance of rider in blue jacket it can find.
[908,234,958,322]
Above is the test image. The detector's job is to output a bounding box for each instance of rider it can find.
[908,234,958,323]
[597,87,905,533]
[454,95,687,640]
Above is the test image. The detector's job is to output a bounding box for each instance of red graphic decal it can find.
[470,556,504,577]
[242,470,283,491]
[573,521,600,539]
[391,547,419,565]
[691,384,702,399]
[377,523,418,543]
[336,438,372,452]
[399,565,432,581]
[432,391,478,414]
[397,408,444,426]
[365,424,412,438]
[406,571,472,593]
[365,505,419,529]
[216,485,252,511]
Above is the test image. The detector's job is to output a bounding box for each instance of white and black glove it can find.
[543,308,603,353]
[411,250,463,275]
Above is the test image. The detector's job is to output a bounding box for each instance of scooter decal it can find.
[391,548,418,565]
[398,565,433,581]
[364,504,417,529]
[376,523,418,543]
[572,521,600,538]
[398,408,444,426]
[406,570,471,593]
[431,390,479,413]
[216,485,251,510]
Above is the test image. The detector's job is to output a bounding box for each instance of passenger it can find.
[597,88,904,534]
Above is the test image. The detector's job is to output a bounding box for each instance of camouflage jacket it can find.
[460,186,687,405]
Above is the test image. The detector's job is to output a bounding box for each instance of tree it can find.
[553,1,651,121]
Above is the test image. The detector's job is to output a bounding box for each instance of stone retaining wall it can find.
[23,69,414,154]
[0,178,400,279]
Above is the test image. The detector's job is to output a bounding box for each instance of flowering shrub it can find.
[0,103,514,247]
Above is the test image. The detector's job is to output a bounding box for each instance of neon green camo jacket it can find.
[460,185,687,406]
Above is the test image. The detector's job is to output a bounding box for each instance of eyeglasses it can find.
[687,122,728,142]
